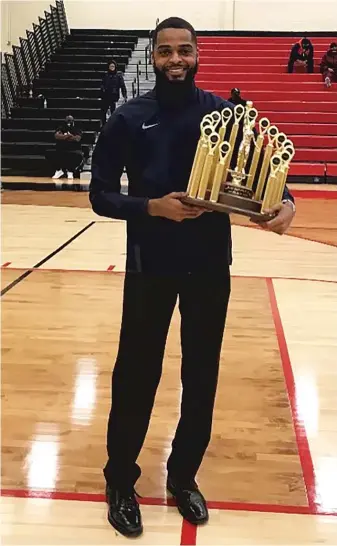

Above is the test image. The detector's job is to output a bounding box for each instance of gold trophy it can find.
[184,101,295,222]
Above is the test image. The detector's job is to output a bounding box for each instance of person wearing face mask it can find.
[49,115,83,180]
[90,17,295,538]
[320,42,337,88]
[287,37,314,73]
[100,59,127,126]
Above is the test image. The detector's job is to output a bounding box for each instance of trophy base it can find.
[182,191,274,223]
[222,182,254,200]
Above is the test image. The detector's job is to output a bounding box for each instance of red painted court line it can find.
[286,232,337,248]
[236,221,337,249]
[266,278,318,513]
[107,265,115,271]
[1,262,11,268]
[207,500,310,514]
[2,267,336,284]
[232,274,337,285]
[181,520,197,545]
[291,190,337,199]
[1,488,337,516]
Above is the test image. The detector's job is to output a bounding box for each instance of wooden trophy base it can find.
[183,183,274,223]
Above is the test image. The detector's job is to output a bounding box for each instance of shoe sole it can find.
[167,486,209,526]
[107,511,143,538]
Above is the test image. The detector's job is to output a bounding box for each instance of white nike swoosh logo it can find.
[142,122,159,130]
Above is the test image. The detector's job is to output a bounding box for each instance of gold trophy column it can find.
[223,104,245,182]
[261,154,282,212]
[210,142,232,202]
[187,125,213,197]
[254,125,279,201]
[197,132,220,200]
[246,117,270,190]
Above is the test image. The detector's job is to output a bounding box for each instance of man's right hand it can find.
[148,192,209,222]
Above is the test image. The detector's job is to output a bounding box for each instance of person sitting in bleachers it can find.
[320,42,337,88]
[227,88,247,106]
[100,59,127,126]
[287,37,314,73]
[49,115,84,180]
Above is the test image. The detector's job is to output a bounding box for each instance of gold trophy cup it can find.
[184,102,295,222]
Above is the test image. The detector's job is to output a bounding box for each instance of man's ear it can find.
[196,46,200,64]
[151,51,155,66]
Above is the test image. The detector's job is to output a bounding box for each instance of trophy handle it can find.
[276,132,287,150]
[210,111,221,127]
[259,117,270,135]
[219,107,233,142]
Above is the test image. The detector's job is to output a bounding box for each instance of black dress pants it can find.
[103,270,231,490]
[46,149,83,172]
[288,55,314,73]
[101,100,116,125]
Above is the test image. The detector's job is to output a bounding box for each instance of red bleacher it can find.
[196,37,337,181]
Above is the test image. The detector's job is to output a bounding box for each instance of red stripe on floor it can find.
[266,278,318,513]
[1,488,337,516]
[1,262,11,268]
[291,190,337,199]
[181,520,197,545]
[2,268,337,284]
[107,265,115,271]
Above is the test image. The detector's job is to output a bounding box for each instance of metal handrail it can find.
[145,44,151,80]
[136,62,140,95]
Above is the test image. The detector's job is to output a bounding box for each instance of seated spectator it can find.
[320,42,337,88]
[47,115,84,180]
[100,59,127,126]
[287,37,314,73]
[227,88,247,107]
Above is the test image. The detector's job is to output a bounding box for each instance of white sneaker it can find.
[67,172,74,180]
[325,76,332,88]
[52,169,64,179]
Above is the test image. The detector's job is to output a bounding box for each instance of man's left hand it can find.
[258,201,295,235]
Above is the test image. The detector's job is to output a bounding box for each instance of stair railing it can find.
[1,0,69,118]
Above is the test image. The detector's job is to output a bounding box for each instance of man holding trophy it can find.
[90,17,295,538]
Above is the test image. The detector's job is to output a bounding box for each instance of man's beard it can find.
[153,62,198,108]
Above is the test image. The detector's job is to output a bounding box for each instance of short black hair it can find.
[330,42,337,48]
[152,17,197,46]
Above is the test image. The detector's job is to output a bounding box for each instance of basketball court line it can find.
[0,222,95,297]
[290,191,337,199]
[273,231,337,249]
[1,267,336,285]
[266,279,317,513]
[1,488,337,517]
[231,222,337,248]
[181,520,197,545]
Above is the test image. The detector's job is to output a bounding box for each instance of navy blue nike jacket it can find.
[90,86,294,274]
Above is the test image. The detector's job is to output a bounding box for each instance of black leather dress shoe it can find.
[106,484,143,537]
[167,476,209,525]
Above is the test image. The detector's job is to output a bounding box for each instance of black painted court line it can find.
[1,221,95,297]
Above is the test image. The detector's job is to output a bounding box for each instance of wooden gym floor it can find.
[1,183,337,545]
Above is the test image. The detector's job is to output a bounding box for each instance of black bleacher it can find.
[1,23,138,176]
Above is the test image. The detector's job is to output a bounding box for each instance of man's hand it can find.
[258,201,295,235]
[148,192,209,222]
